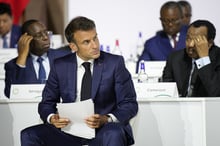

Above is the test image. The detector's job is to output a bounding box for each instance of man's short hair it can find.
[190,20,216,41]
[0,2,12,17]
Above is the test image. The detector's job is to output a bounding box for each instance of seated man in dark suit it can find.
[4,19,70,98]
[136,1,188,72]
[0,2,21,48]
[20,16,138,146]
[162,20,220,97]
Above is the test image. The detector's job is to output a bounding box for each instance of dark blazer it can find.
[136,25,188,72]
[10,25,21,48]
[38,51,138,145]
[4,49,71,98]
[162,45,220,97]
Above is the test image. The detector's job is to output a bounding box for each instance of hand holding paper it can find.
[57,99,95,139]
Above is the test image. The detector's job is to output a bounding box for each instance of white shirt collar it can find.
[31,53,48,62]
[168,32,180,41]
[76,54,94,67]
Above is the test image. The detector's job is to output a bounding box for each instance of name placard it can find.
[134,82,179,98]
[10,84,45,99]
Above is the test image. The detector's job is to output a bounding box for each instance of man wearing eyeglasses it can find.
[136,1,188,72]
[4,19,70,98]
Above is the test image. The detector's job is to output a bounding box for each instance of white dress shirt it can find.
[0,31,11,48]
[47,54,118,123]
[168,32,180,48]
[31,53,50,79]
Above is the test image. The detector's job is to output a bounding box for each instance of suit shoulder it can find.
[53,52,75,63]
[48,49,72,58]
[5,57,17,65]
[168,49,185,60]
[12,25,21,33]
[146,31,167,43]
[4,57,18,70]
[100,51,123,62]
[181,25,188,31]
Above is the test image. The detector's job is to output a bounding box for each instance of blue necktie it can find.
[81,62,92,101]
[2,36,8,48]
[37,57,46,83]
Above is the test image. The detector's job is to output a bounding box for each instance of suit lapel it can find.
[67,54,77,101]
[181,54,192,96]
[176,26,187,50]
[159,33,173,56]
[91,56,103,99]
[27,56,38,81]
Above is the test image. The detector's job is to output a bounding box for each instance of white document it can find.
[57,99,95,139]
[10,84,45,99]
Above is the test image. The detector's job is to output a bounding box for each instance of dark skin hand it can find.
[16,33,33,66]
[186,26,212,59]
[193,35,209,58]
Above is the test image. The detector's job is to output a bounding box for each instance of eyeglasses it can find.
[160,18,181,25]
[32,30,50,40]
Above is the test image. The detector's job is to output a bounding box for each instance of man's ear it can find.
[69,43,78,52]
[208,39,214,48]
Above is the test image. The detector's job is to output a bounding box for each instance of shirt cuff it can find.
[47,113,55,123]
[108,113,119,123]
[16,63,26,68]
[195,56,211,69]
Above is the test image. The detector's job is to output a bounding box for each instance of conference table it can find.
[1,97,220,146]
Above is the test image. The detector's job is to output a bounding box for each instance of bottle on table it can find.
[112,39,122,56]
[137,60,148,83]
[136,32,144,60]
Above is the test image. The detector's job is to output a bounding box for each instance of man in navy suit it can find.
[0,2,21,48]
[20,16,138,146]
[137,1,188,72]
[162,20,220,97]
[4,19,70,98]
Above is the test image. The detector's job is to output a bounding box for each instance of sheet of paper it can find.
[57,99,95,139]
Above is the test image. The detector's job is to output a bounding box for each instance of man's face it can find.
[28,22,50,56]
[0,13,13,35]
[160,7,183,36]
[70,29,100,61]
[185,26,208,59]
[181,5,192,25]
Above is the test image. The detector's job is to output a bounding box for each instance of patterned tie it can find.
[2,36,8,48]
[37,57,46,83]
[81,62,92,101]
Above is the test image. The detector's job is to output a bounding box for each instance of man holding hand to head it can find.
[162,20,220,97]
[4,19,70,98]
